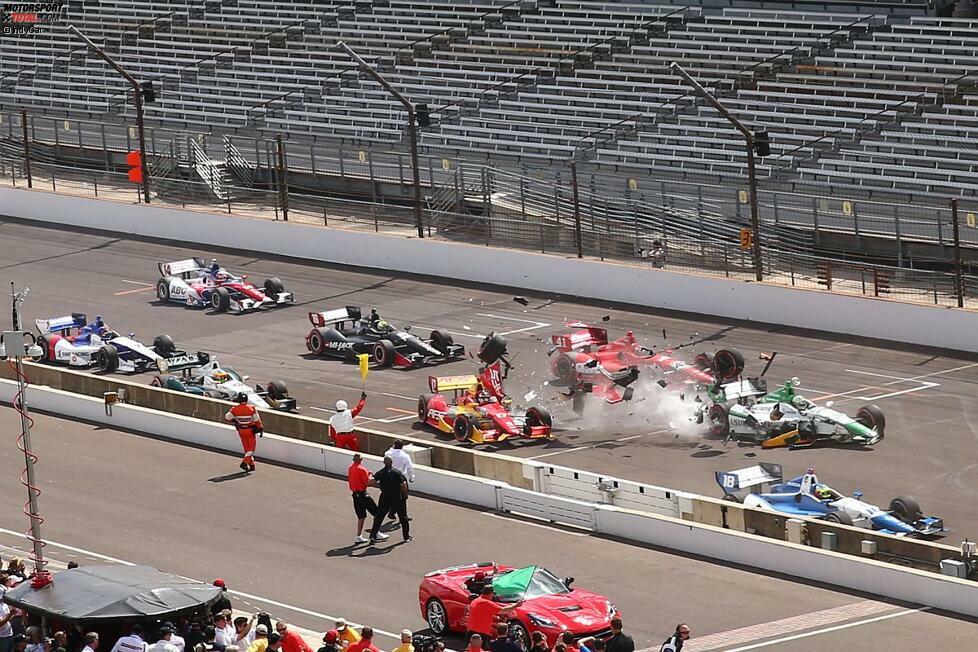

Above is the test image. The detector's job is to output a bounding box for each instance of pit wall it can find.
[1,186,975,352]
[2,377,976,619]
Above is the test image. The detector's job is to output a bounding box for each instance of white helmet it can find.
[336,399,348,411]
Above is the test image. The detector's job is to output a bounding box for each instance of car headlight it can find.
[527,614,557,628]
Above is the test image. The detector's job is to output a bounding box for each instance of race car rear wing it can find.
[308,306,363,328]
[551,324,609,350]
[159,257,207,279]
[429,374,478,393]
[716,463,783,493]
[715,377,768,401]
[35,313,87,334]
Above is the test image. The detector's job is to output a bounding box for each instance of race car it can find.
[305,306,465,368]
[31,313,204,374]
[717,464,946,538]
[156,257,294,313]
[419,562,618,647]
[419,335,552,444]
[549,322,744,407]
[150,357,297,411]
[704,377,884,448]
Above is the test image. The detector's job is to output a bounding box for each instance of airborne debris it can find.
[524,391,538,402]
[601,315,611,321]
[513,296,529,306]
[657,379,668,388]
[462,325,472,330]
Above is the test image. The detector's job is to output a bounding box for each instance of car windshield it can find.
[495,568,569,602]
[222,366,243,382]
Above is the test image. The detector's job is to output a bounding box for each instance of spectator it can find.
[658,625,689,652]
[464,636,485,652]
[12,636,27,652]
[605,620,632,652]
[467,586,521,640]
[526,634,547,652]
[166,624,186,652]
[0,594,15,652]
[52,633,67,652]
[329,394,366,451]
[214,615,235,648]
[316,632,338,652]
[347,628,378,652]
[348,455,384,545]
[81,633,99,652]
[211,580,232,615]
[247,627,268,652]
[389,631,412,652]
[265,636,281,652]
[554,633,577,652]
[589,641,604,652]
[146,625,179,652]
[24,628,42,652]
[274,623,312,652]
[383,441,415,526]
[487,624,520,652]
[233,617,257,650]
[334,621,360,649]
[185,623,205,652]
[110,625,147,652]
[198,626,224,652]
[368,456,411,544]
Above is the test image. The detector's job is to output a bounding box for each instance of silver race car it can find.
[151,357,297,411]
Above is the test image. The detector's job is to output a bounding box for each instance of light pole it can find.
[5,283,51,588]
[670,62,765,281]
[338,42,425,239]
[68,25,151,204]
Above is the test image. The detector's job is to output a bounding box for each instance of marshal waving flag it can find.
[491,565,536,600]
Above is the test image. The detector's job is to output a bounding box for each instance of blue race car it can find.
[716,463,945,538]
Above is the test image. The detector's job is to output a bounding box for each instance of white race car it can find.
[151,357,296,411]
[156,257,294,313]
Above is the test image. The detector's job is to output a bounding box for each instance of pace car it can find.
[305,306,465,368]
[419,562,618,647]
[156,257,294,313]
[704,377,884,448]
[717,464,945,537]
[31,314,204,374]
[150,357,297,411]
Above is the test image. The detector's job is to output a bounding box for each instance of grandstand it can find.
[1,0,977,256]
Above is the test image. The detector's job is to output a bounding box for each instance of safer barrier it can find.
[3,378,977,619]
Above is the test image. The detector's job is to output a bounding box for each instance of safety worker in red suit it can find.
[225,392,262,472]
[329,392,366,451]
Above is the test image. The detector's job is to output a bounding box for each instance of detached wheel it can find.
[824,511,854,526]
[267,380,289,400]
[425,598,448,635]
[153,334,176,355]
[211,287,231,312]
[452,414,472,442]
[713,348,745,381]
[430,329,454,356]
[554,354,576,384]
[418,393,434,423]
[708,403,729,437]
[524,406,553,434]
[889,495,922,523]
[156,278,172,302]
[307,328,328,355]
[372,339,395,367]
[478,332,507,364]
[856,405,886,438]
[264,277,285,297]
[97,345,120,373]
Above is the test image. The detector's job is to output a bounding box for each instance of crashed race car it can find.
[548,322,744,408]
[704,377,884,448]
[418,334,552,444]
[717,464,945,538]
[156,257,294,313]
[150,357,297,411]
[305,306,465,368]
[31,313,204,374]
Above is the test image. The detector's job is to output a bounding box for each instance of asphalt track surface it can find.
[0,408,977,651]
[2,218,978,542]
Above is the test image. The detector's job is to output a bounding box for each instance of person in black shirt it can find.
[525,632,547,652]
[369,456,411,543]
[209,580,232,615]
[659,624,689,652]
[487,623,522,652]
[605,619,633,652]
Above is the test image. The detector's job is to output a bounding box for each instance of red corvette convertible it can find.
[418,563,617,646]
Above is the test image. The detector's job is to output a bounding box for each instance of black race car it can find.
[304,306,465,368]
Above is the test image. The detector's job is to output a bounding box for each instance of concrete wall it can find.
[2,186,975,352]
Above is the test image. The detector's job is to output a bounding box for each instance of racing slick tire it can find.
[507,621,530,649]
[264,277,285,298]
[430,329,454,356]
[856,404,886,439]
[156,278,174,303]
[372,339,396,367]
[824,511,854,526]
[523,406,553,434]
[478,332,508,364]
[452,414,472,442]
[32,334,52,362]
[712,348,745,381]
[418,393,434,423]
[153,334,176,355]
[889,495,923,523]
[96,345,120,373]
[424,598,449,636]
[707,403,729,437]
[307,328,329,355]
[150,374,185,392]
[554,354,577,384]
[267,380,289,400]
[211,287,231,312]
[722,493,742,503]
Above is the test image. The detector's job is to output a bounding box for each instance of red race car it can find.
[549,322,744,406]
[419,563,618,647]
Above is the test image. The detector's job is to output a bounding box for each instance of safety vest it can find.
[227,403,261,429]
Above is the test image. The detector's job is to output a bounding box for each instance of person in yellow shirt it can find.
[335,621,360,649]
[391,630,414,652]
[247,625,270,652]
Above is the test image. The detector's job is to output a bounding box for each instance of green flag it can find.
[491,565,536,599]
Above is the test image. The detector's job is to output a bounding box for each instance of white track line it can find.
[121,279,154,286]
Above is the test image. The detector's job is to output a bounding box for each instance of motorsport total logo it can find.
[0,1,66,35]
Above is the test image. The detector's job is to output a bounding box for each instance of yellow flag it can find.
[358,353,370,383]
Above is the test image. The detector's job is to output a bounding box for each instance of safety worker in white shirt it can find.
[384,439,416,526]
[225,393,262,473]
[146,626,179,652]
[110,624,147,652]
[329,392,366,451]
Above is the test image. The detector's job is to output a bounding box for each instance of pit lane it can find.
[3,218,978,537]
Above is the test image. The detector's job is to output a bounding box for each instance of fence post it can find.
[20,109,32,189]
[276,134,289,222]
[323,204,328,227]
[852,202,860,238]
[570,160,583,258]
[950,198,964,308]
[812,196,820,245]
[723,243,729,277]
[310,142,317,177]
[93,178,98,197]
[894,204,903,268]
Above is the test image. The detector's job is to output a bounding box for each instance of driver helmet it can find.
[815,484,833,500]
[336,399,348,412]
[234,392,249,404]
[93,315,105,329]
[215,271,229,282]
[375,320,390,332]
[792,395,812,410]
[212,371,231,383]
[210,259,219,273]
